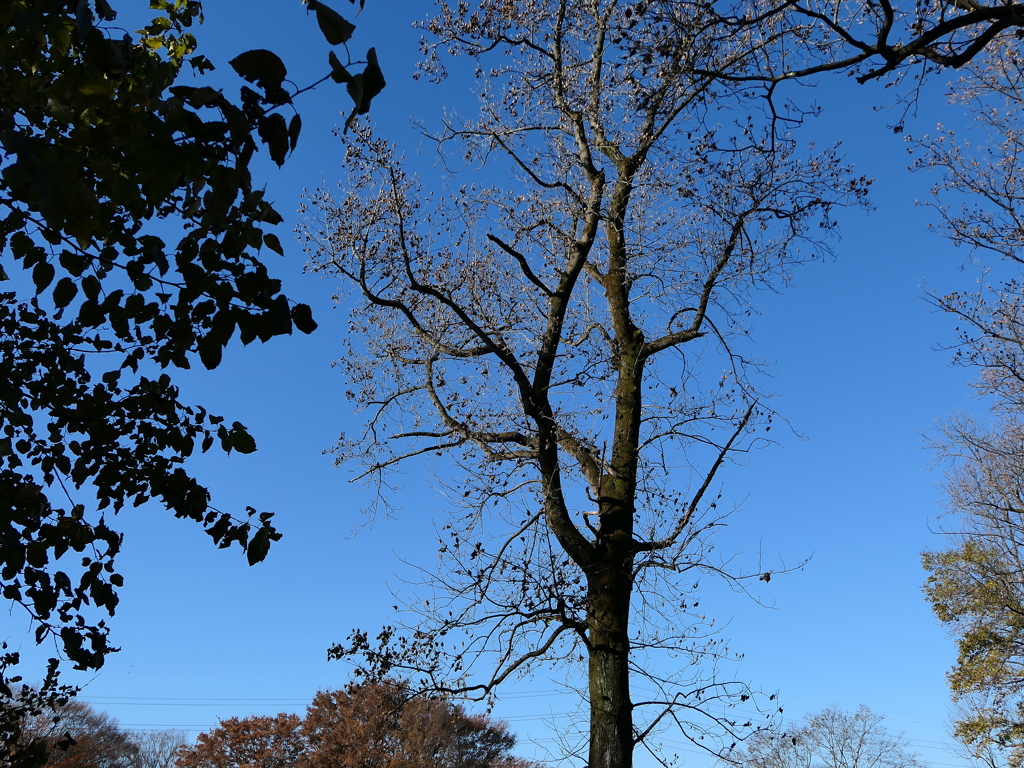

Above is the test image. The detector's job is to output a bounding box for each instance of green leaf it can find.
[307,0,355,45]
[52,23,72,57]
[79,80,116,97]
[257,113,289,167]
[291,303,317,334]
[229,49,288,93]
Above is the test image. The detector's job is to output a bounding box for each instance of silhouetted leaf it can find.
[264,232,285,256]
[257,113,289,166]
[344,48,385,131]
[94,0,116,20]
[291,303,317,334]
[197,335,223,370]
[246,527,271,565]
[52,278,77,309]
[32,262,54,293]
[230,423,257,454]
[0,0,378,719]
[328,50,351,84]
[229,49,287,92]
[307,0,355,45]
[170,85,222,107]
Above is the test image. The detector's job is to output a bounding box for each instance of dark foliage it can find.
[0,0,383,759]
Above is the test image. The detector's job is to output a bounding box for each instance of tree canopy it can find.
[8,693,185,768]
[16,697,138,768]
[174,680,537,768]
[0,0,382,736]
[10,0,1024,766]
[175,713,306,768]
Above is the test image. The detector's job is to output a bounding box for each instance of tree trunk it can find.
[587,556,633,768]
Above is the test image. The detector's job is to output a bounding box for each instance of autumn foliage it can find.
[174,681,536,768]
[11,695,186,768]
[174,713,304,768]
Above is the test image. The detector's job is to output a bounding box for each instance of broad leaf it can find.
[229,49,288,93]
[263,232,285,256]
[307,0,355,45]
[328,50,351,84]
[344,48,385,131]
[52,278,77,309]
[198,335,223,370]
[246,527,272,566]
[291,303,317,334]
[229,423,257,454]
[32,262,55,293]
[257,113,289,166]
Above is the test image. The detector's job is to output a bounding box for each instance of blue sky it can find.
[2,2,1004,766]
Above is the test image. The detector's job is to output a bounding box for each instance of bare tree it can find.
[913,33,1024,768]
[738,706,925,768]
[913,36,1024,296]
[303,3,868,768]
[133,730,189,768]
[922,419,1024,768]
[702,0,1024,92]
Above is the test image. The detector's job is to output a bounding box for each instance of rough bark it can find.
[587,549,635,768]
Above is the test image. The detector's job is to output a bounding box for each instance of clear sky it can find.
[2,2,1002,767]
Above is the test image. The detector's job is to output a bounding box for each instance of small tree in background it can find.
[174,713,305,768]
[133,730,189,768]
[303,680,535,768]
[738,706,925,768]
[15,696,138,768]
